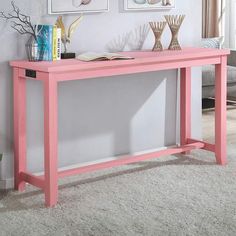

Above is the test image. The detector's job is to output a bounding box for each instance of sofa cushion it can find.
[202,65,236,87]
[201,37,224,49]
[203,83,236,98]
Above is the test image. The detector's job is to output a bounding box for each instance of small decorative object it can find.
[165,15,185,50]
[149,21,166,51]
[48,0,109,14]
[127,24,150,50]
[162,0,172,6]
[72,0,92,7]
[25,35,45,61]
[124,0,175,11]
[0,1,45,61]
[55,15,83,59]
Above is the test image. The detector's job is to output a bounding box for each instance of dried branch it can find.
[11,1,35,34]
[0,1,36,38]
[11,22,35,37]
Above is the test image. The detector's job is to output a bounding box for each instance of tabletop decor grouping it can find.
[150,15,185,52]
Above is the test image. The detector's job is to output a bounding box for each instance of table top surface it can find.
[10,48,230,73]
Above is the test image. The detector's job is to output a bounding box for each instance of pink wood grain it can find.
[58,142,205,178]
[180,67,191,154]
[187,139,215,152]
[20,172,45,190]
[15,139,216,195]
[13,68,27,191]
[10,48,230,207]
[11,48,229,74]
[215,56,227,165]
[43,77,58,207]
[52,58,221,82]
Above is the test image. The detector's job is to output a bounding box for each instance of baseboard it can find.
[0,178,14,189]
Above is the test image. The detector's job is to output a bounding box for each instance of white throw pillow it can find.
[201,37,224,49]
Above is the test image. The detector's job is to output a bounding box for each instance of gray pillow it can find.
[201,37,224,49]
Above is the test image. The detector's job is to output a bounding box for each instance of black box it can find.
[61,53,76,59]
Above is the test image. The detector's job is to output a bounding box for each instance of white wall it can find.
[0,0,202,187]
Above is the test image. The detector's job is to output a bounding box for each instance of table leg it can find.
[13,68,27,191]
[44,78,58,207]
[180,67,191,153]
[215,56,227,165]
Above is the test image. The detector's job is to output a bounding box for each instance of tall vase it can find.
[165,15,185,50]
[25,35,45,61]
[149,21,167,51]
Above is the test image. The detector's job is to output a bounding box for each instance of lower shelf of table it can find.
[17,139,215,191]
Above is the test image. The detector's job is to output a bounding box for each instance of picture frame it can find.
[48,0,109,14]
[124,0,175,11]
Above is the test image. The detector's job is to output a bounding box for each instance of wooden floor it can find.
[202,106,236,145]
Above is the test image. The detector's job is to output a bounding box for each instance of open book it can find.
[77,52,134,62]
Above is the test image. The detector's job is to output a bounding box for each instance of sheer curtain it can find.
[225,0,236,48]
[202,0,225,38]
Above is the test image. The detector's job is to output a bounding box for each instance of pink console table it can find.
[10,48,230,207]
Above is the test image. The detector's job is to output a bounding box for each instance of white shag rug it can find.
[0,146,236,236]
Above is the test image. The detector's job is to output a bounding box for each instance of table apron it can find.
[18,57,221,82]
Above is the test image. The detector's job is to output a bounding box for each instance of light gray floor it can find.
[0,109,236,236]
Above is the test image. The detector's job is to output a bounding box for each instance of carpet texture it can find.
[0,109,236,236]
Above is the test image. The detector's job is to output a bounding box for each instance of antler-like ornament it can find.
[68,16,83,40]
[55,15,83,53]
